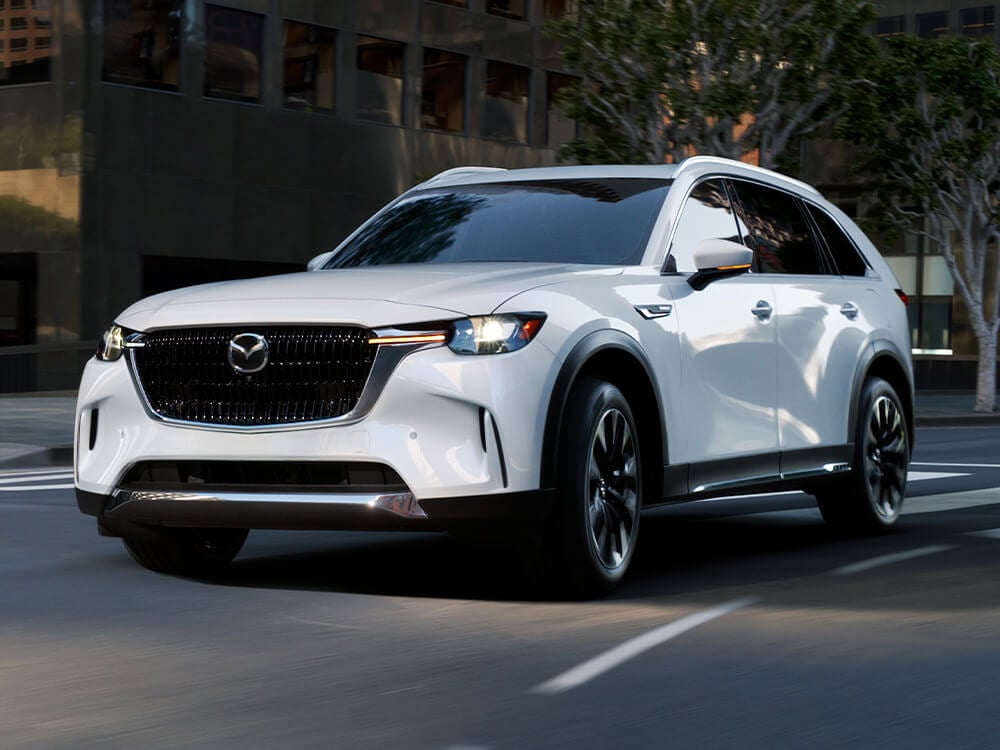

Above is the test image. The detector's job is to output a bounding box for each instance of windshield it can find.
[324,178,672,268]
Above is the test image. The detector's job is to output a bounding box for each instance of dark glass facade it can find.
[0,0,573,391]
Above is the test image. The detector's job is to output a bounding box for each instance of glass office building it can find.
[0,0,576,390]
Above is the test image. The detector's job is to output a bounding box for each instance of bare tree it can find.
[845,36,1000,411]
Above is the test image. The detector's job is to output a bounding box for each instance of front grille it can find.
[131,326,376,426]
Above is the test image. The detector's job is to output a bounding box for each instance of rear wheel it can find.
[816,377,909,533]
[122,527,248,577]
[523,378,642,598]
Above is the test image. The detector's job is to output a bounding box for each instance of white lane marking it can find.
[905,487,1000,513]
[530,598,756,696]
[912,462,1000,469]
[830,545,954,576]
[967,528,1000,540]
[0,483,75,492]
[907,471,969,481]
[0,467,73,478]
[0,472,73,486]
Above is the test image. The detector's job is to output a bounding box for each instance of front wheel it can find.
[523,378,642,598]
[816,377,909,533]
[122,527,248,577]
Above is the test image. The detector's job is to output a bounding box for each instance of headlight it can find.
[448,313,546,355]
[96,325,139,361]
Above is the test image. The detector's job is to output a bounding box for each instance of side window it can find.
[731,181,825,275]
[805,204,869,276]
[667,179,742,273]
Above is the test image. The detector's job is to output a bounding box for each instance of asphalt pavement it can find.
[2,389,999,468]
[1,425,999,748]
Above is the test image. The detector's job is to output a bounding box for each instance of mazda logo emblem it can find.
[227,332,269,374]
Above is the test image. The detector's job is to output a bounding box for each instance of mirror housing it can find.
[688,239,753,291]
[306,250,335,271]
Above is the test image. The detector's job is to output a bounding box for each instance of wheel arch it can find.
[850,340,915,452]
[540,330,667,506]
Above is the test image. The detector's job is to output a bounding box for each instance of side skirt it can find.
[652,445,853,506]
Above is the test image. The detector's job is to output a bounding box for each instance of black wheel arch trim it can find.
[539,329,668,495]
[848,339,915,452]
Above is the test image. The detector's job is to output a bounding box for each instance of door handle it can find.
[751,300,773,321]
[840,302,859,320]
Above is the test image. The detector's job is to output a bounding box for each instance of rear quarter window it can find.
[804,204,869,276]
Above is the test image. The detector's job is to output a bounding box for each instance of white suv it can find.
[75,156,913,596]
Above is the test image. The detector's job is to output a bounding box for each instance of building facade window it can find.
[546,72,577,146]
[356,36,405,125]
[544,0,578,17]
[204,4,264,103]
[484,60,530,143]
[283,21,337,111]
[961,6,995,37]
[10,39,28,52]
[486,0,526,20]
[430,0,466,6]
[103,0,182,91]
[917,11,950,38]
[875,15,905,44]
[10,17,28,29]
[11,0,25,8]
[0,20,5,31]
[422,48,466,133]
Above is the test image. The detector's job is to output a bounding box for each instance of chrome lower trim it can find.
[781,462,851,481]
[110,489,427,519]
[692,463,851,494]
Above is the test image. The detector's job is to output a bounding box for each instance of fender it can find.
[847,338,915,449]
[539,329,669,491]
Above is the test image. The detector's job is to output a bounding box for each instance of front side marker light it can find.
[96,325,143,361]
[448,313,546,355]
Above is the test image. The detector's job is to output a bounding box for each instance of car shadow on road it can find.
[190,492,1000,605]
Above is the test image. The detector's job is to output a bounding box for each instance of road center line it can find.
[830,545,954,576]
[908,471,969,481]
[0,473,73,486]
[912,461,1000,469]
[967,528,1000,540]
[0,483,75,492]
[530,597,757,696]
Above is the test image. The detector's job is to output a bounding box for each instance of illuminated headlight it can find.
[448,313,546,355]
[96,325,139,361]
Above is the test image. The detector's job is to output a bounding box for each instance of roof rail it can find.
[420,166,507,187]
[676,155,821,197]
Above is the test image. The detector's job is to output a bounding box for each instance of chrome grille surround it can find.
[128,326,377,427]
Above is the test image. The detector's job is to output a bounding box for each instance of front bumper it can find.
[78,487,555,535]
[75,340,559,532]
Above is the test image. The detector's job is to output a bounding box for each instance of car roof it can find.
[418,156,821,199]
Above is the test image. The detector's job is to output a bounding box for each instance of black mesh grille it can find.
[131,326,376,425]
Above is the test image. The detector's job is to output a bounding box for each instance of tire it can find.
[816,377,909,534]
[122,527,248,577]
[523,377,643,598]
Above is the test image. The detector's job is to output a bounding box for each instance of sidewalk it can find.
[1,390,999,469]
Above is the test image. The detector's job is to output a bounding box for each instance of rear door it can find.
[729,180,869,475]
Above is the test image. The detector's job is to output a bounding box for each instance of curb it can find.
[916,414,1000,428]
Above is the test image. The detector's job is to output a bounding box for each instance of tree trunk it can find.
[974,332,998,412]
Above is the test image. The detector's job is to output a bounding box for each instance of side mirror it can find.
[306,250,335,271]
[688,239,753,291]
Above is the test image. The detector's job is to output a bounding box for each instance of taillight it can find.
[894,289,908,306]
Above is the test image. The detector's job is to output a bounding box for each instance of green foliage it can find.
[842,36,1000,227]
[548,0,878,167]
[0,195,79,253]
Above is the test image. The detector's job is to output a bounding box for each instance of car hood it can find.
[116,263,624,331]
